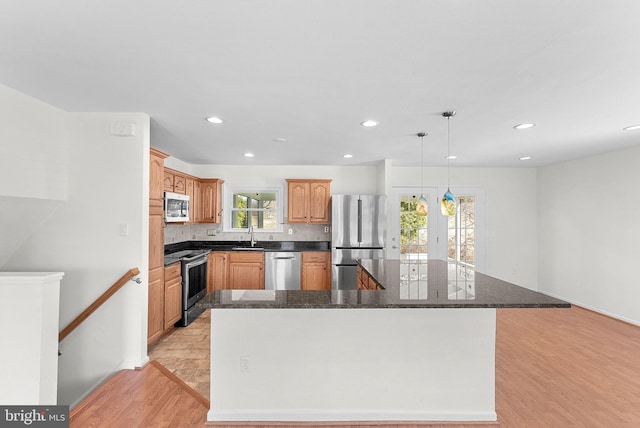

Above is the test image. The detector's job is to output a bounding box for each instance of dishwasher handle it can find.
[272,256,296,260]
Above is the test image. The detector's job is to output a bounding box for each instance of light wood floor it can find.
[74,306,640,427]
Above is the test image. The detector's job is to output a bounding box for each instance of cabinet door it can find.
[228,252,264,289]
[209,252,229,292]
[302,252,331,290]
[309,181,331,223]
[229,263,264,289]
[192,180,202,223]
[163,171,174,192]
[173,173,187,194]
[164,275,182,329]
[149,206,165,271]
[287,180,309,223]
[148,267,164,344]
[201,179,223,223]
[150,152,165,203]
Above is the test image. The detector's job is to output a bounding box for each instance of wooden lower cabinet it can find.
[149,263,183,346]
[148,266,165,344]
[301,251,331,290]
[228,252,264,289]
[164,263,183,329]
[209,251,229,291]
[357,265,381,290]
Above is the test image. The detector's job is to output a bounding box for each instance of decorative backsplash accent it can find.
[165,223,331,245]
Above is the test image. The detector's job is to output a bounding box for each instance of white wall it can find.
[389,165,539,289]
[0,84,67,200]
[190,163,378,195]
[538,146,640,325]
[1,89,150,406]
[0,84,68,266]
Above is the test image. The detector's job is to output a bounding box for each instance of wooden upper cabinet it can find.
[173,173,186,194]
[201,179,224,223]
[309,181,331,223]
[163,170,175,193]
[150,148,167,203]
[287,180,309,223]
[286,179,331,224]
[164,168,187,194]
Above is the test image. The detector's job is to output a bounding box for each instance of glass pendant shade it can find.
[416,194,428,216]
[441,188,457,216]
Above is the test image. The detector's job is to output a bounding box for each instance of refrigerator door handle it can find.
[357,198,362,243]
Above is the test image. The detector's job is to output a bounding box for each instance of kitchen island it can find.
[198,259,569,423]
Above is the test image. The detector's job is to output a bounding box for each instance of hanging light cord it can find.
[421,133,425,195]
[447,116,451,190]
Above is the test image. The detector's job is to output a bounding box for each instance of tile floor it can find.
[148,309,211,400]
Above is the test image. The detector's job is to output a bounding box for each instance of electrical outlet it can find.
[288,228,293,235]
[207,229,216,236]
[324,226,329,233]
[239,356,250,372]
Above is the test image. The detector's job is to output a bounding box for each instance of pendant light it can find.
[441,111,457,216]
[416,132,428,216]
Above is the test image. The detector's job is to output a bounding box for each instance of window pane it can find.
[447,195,475,265]
[233,192,277,209]
[231,191,279,229]
[399,195,428,260]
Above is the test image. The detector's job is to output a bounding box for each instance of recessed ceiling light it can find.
[206,116,223,124]
[519,156,532,161]
[243,152,254,158]
[343,154,353,158]
[623,125,640,131]
[361,120,378,127]
[273,138,287,143]
[514,123,535,130]
[446,155,457,160]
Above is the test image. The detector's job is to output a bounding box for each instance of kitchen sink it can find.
[231,247,265,251]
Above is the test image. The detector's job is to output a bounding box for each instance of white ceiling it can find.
[1,0,640,167]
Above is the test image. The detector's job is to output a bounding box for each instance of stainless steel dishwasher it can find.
[265,252,301,290]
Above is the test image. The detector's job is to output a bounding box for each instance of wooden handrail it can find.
[59,267,140,343]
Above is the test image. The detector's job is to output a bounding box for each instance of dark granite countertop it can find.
[164,241,329,266]
[165,240,329,254]
[198,259,570,309]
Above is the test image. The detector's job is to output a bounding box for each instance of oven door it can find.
[182,255,208,310]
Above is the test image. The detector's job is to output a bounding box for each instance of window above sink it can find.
[223,184,284,233]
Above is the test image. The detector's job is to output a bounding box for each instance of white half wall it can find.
[538,145,640,325]
[210,308,496,422]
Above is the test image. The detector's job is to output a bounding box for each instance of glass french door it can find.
[390,188,439,261]
[390,187,486,270]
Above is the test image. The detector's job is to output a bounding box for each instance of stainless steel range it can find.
[170,250,210,327]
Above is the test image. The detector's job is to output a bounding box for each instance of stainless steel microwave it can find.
[164,192,190,222]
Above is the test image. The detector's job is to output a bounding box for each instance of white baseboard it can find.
[207,409,497,423]
[540,291,640,327]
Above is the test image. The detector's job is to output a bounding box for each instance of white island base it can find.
[209,308,497,423]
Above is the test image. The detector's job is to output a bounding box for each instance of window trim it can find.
[223,183,284,233]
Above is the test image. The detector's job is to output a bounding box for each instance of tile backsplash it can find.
[165,223,331,245]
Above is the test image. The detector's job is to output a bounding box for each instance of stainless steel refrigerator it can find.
[331,194,386,290]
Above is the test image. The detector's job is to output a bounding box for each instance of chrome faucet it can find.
[249,225,257,247]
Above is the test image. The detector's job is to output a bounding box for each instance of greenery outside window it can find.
[224,185,283,232]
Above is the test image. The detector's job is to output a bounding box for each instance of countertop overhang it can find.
[199,259,570,309]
